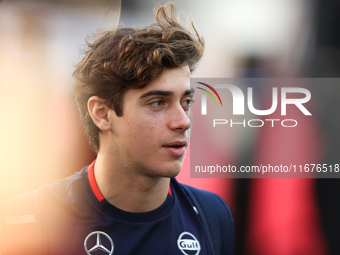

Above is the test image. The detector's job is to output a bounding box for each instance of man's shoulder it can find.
[37,167,88,200]
[0,167,87,210]
[0,168,89,254]
[177,182,232,217]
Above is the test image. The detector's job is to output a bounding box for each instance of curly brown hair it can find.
[73,3,205,152]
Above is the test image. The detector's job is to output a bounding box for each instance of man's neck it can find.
[93,155,170,213]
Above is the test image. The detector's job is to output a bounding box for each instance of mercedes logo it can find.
[84,231,114,255]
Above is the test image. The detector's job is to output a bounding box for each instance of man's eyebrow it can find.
[185,88,195,96]
[139,88,195,99]
[139,90,174,99]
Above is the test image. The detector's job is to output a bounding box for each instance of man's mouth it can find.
[162,141,187,156]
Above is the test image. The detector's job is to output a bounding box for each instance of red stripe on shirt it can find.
[87,160,105,202]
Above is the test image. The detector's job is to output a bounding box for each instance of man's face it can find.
[107,65,193,178]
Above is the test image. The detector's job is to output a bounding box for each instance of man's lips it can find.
[162,141,188,156]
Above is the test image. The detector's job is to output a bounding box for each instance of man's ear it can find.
[87,96,112,131]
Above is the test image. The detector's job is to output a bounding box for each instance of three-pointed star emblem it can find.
[84,231,114,255]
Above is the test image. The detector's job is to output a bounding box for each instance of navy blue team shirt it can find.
[0,161,212,255]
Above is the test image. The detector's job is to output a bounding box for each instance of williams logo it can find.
[177,231,201,255]
[196,82,223,115]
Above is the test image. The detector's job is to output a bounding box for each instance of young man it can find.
[0,4,233,255]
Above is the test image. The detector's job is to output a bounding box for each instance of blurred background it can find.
[1,0,340,254]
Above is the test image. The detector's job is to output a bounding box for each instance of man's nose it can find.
[167,105,191,131]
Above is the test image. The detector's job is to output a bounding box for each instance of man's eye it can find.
[182,99,195,106]
[149,100,165,107]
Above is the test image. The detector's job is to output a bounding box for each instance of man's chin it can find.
[163,169,181,178]
[149,166,182,179]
